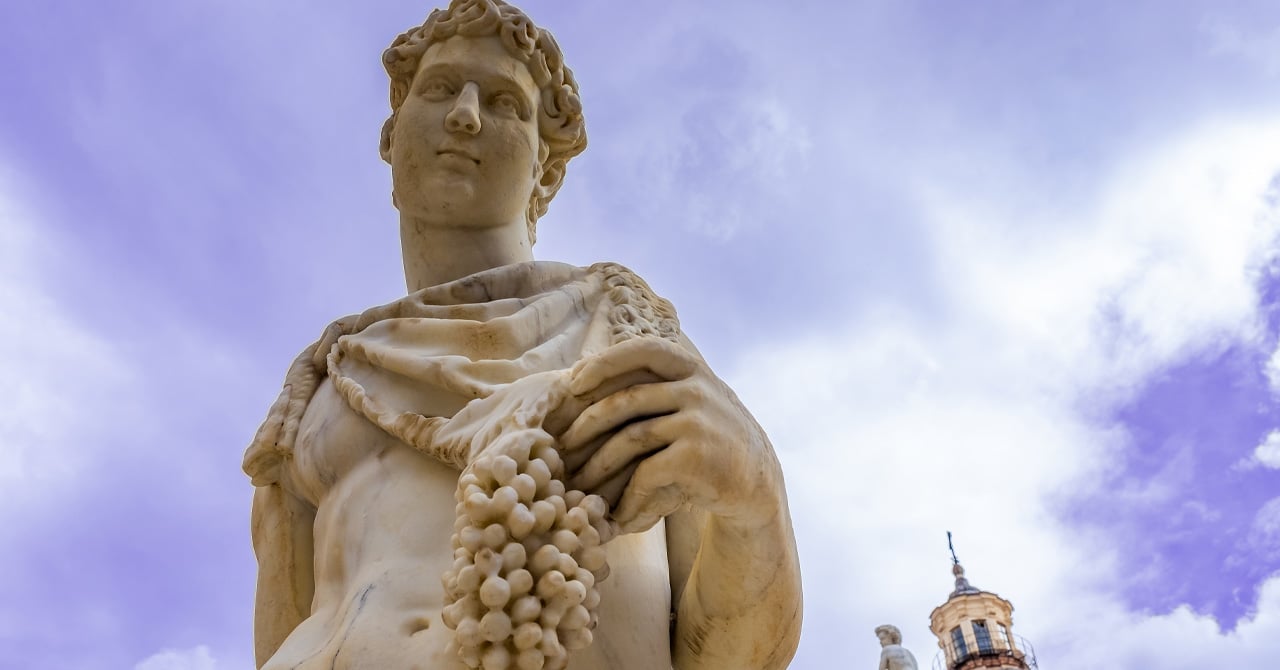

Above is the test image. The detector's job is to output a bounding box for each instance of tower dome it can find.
[928,534,1038,670]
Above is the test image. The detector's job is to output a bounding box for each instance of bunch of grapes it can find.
[442,428,613,670]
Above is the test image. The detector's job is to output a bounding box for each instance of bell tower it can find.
[928,534,1038,670]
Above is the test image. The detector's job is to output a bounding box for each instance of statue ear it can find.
[379,115,396,163]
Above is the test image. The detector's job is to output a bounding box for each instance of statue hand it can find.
[556,337,782,535]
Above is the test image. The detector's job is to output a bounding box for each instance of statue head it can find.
[379,0,587,245]
[875,624,903,647]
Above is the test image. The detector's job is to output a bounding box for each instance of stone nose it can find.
[445,82,481,135]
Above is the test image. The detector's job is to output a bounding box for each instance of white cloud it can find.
[1038,577,1280,668]
[134,645,219,670]
[723,117,1280,669]
[1250,497,1280,555]
[920,119,1280,395]
[1251,431,1280,470]
[0,168,133,506]
[1266,344,1280,393]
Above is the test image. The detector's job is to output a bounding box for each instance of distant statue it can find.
[876,625,919,670]
[241,1,802,669]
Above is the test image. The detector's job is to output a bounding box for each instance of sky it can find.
[2,0,1280,668]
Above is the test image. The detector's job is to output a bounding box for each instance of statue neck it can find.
[399,215,534,292]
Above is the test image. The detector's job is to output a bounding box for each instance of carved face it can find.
[389,35,543,229]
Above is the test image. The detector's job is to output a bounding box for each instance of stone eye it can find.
[492,92,523,116]
[421,78,454,98]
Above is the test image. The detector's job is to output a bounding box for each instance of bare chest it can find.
[272,380,675,669]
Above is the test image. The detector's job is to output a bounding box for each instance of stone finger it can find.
[568,338,697,397]
[614,477,686,535]
[559,383,681,452]
[567,415,678,493]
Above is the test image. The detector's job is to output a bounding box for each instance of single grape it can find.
[481,643,511,670]
[480,610,513,642]
[491,454,518,484]
[507,568,534,597]
[479,575,511,609]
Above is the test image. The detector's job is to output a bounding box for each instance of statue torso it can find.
[263,377,675,670]
[880,645,919,670]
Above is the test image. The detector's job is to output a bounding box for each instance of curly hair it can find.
[875,624,903,645]
[379,0,588,244]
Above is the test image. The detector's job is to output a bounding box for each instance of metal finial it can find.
[945,531,979,597]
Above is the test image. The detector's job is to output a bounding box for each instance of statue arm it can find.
[250,483,316,668]
[666,471,803,670]
[664,333,802,669]
[558,334,803,668]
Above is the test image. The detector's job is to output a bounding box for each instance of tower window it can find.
[950,626,968,661]
[972,620,993,653]
[997,623,1011,649]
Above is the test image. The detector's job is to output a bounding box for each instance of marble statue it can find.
[875,625,919,670]
[242,1,803,669]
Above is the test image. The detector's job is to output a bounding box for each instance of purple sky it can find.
[3,1,1280,668]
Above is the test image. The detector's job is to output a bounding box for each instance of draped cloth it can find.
[243,261,686,668]
[243,260,681,486]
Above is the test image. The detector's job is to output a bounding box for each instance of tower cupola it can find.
[927,534,1038,670]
